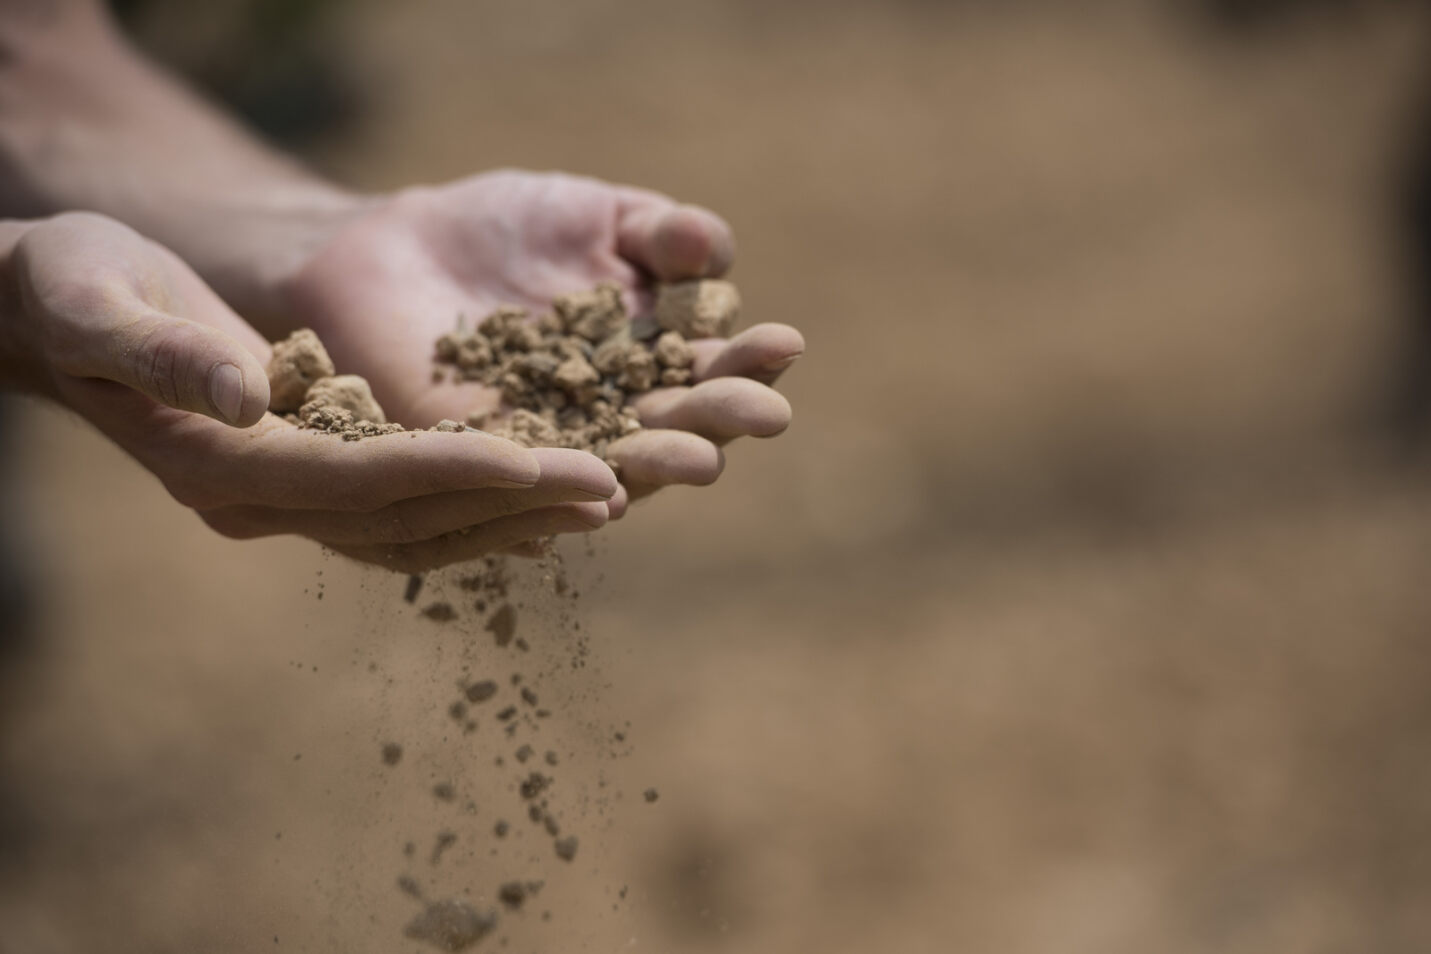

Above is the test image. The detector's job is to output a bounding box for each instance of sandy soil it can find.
[4,1,1431,951]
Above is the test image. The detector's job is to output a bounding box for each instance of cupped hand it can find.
[6,212,615,570]
[283,170,804,516]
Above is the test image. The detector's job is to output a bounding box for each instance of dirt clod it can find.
[553,836,579,863]
[266,328,335,412]
[303,374,387,424]
[653,279,740,339]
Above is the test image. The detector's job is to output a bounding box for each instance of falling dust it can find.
[264,281,732,949]
[375,553,649,950]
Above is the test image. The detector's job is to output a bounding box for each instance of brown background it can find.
[4,1,1431,951]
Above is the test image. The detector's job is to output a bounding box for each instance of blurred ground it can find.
[5,1,1431,951]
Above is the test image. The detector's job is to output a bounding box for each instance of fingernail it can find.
[762,352,803,373]
[209,363,245,424]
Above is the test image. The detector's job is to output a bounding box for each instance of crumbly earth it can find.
[433,280,732,464]
[266,330,403,440]
[265,277,735,458]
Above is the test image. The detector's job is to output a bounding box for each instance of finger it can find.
[631,377,792,442]
[606,481,629,520]
[689,323,805,386]
[619,480,663,505]
[199,448,616,545]
[328,502,609,574]
[607,429,724,488]
[175,422,544,511]
[77,391,545,511]
[69,303,271,427]
[16,212,270,426]
[616,192,735,280]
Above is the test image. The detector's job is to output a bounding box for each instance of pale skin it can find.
[0,1,803,570]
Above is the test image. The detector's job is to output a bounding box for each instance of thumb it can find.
[89,307,271,427]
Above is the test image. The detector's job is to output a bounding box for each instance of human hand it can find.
[2,212,616,571]
[282,170,804,515]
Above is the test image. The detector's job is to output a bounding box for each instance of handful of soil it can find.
[433,279,739,464]
[265,278,741,465]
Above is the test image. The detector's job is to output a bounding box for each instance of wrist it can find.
[0,3,375,338]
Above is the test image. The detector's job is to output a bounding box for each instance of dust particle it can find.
[464,681,498,704]
[644,788,660,803]
[430,830,457,865]
[422,602,457,622]
[554,836,579,862]
[519,772,549,799]
[381,743,403,766]
[486,604,516,647]
[403,899,497,952]
[497,881,526,910]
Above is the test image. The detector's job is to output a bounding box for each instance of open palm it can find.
[285,170,802,509]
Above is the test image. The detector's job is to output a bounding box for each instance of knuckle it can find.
[136,324,187,407]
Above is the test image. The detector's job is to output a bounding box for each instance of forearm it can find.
[0,1,362,334]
